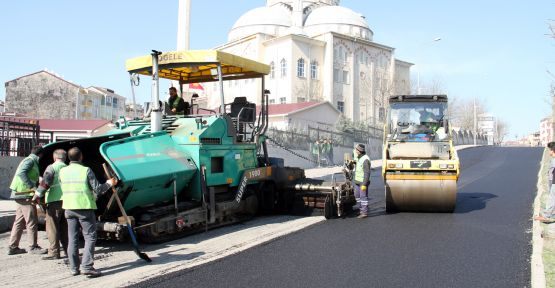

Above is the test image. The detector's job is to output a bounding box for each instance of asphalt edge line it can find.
[532,149,548,288]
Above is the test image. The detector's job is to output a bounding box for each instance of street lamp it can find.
[416,37,442,94]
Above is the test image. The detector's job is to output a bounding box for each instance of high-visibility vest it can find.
[321,143,330,154]
[60,163,96,210]
[354,154,370,183]
[312,143,320,154]
[45,161,67,204]
[169,97,184,115]
[9,156,39,199]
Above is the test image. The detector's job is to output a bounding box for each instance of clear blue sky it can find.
[0,0,553,138]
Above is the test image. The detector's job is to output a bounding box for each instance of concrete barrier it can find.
[0,157,24,200]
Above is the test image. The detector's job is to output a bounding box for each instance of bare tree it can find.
[449,98,488,130]
[293,79,323,103]
[411,77,446,95]
[496,118,509,144]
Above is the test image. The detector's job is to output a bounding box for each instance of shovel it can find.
[102,163,152,263]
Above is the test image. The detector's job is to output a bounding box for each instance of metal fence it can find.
[267,125,383,150]
[0,118,47,156]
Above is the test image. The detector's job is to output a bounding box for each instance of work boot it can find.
[28,245,48,255]
[70,269,80,276]
[83,268,102,278]
[42,254,61,260]
[357,213,368,219]
[7,247,26,255]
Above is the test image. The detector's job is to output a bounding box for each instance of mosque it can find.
[205,0,412,126]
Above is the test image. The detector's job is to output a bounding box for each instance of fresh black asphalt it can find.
[131,146,542,288]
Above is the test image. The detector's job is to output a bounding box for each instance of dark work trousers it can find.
[354,184,369,215]
[65,209,96,272]
[45,201,68,256]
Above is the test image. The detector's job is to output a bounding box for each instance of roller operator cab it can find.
[382,95,460,213]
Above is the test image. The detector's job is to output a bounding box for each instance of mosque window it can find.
[337,101,344,113]
[342,70,350,84]
[333,69,340,83]
[297,58,305,78]
[270,61,275,79]
[311,61,318,79]
[279,97,286,104]
[280,59,287,77]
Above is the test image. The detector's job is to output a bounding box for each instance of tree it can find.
[496,118,509,144]
[292,79,323,103]
[411,77,446,95]
[449,98,488,130]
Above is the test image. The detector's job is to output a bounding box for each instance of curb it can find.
[532,149,548,288]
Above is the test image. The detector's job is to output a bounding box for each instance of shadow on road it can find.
[454,192,498,214]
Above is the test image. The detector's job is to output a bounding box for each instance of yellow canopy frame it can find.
[125,50,270,84]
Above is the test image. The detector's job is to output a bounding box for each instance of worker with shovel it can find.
[60,147,116,278]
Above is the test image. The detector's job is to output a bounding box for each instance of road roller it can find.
[37,50,355,244]
[382,95,459,212]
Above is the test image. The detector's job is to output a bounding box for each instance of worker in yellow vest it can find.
[60,147,116,278]
[353,144,371,218]
[33,149,68,260]
[8,146,47,255]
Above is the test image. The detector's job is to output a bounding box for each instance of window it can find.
[269,99,276,104]
[310,61,318,79]
[339,47,343,60]
[270,61,275,79]
[333,69,340,83]
[112,98,118,108]
[280,59,287,77]
[279,97,286,104]
[342,71,350,84]
[297,58,305,78]
[297,97,306,103]
[337,101,344,113]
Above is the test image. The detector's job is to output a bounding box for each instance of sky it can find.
[0,0,553,139]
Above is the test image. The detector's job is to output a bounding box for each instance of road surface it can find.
[132,146,542,288]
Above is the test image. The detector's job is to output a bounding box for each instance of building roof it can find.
[267,101,320,116]
[87,86,125,99]
[262,101,339,116]
[229,1,373,41]
[5,70,80,88]
[229,5,292,41]
[304,5,369,29]
[38,119,110,132]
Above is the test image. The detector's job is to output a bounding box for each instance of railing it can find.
[0,118,46,156]
[267,125,383,150]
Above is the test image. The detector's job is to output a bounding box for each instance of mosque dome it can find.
[304,5,373,40]
[228,6,292,41]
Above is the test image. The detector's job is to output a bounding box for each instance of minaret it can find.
[177,0,191,50]
[174,0,191,90]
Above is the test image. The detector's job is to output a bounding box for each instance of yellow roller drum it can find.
[385,176,457,213]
